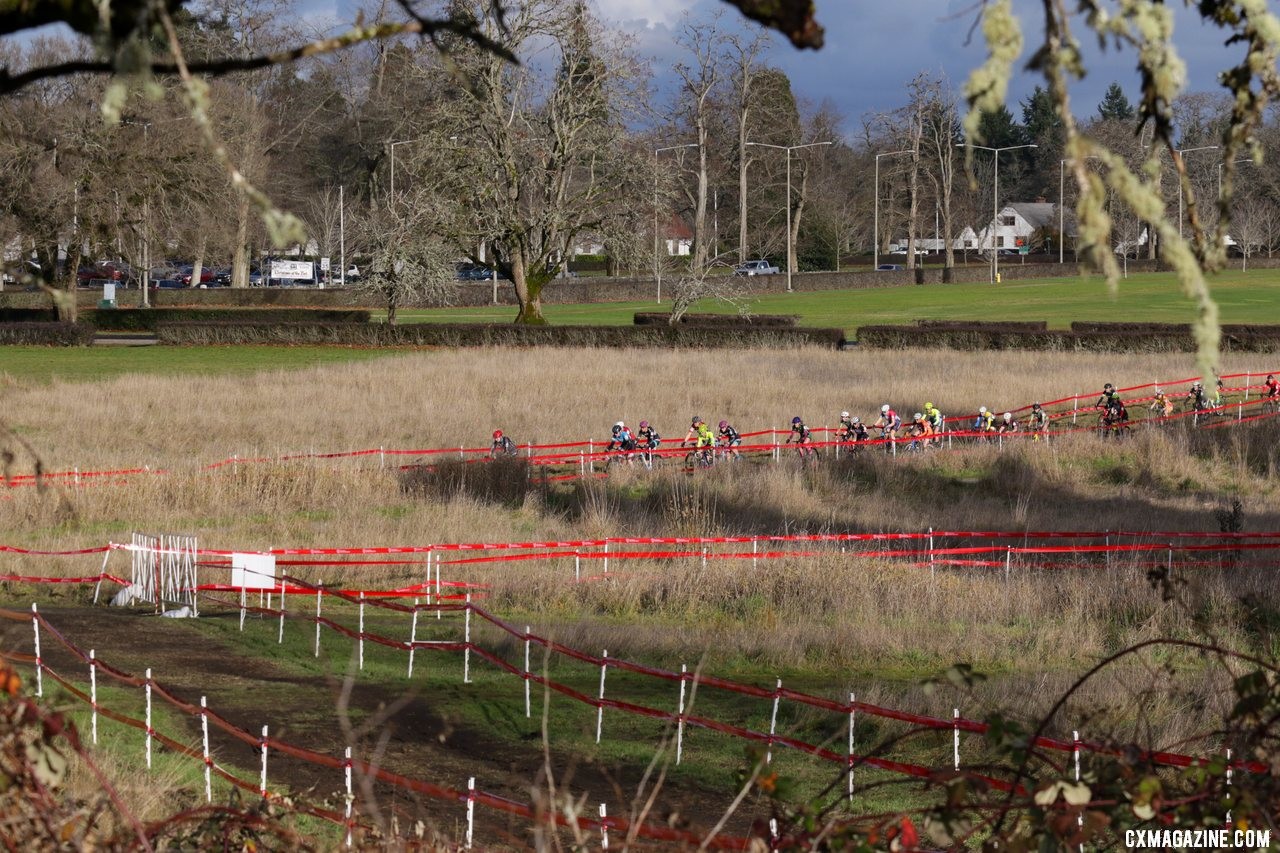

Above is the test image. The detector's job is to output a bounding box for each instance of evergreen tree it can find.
[1098,82,1135,121]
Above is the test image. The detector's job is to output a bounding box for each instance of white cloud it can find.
[591,0,691,28]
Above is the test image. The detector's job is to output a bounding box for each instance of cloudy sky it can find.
[589,0,1242,136]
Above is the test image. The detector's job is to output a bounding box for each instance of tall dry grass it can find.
[3,345,1276,762]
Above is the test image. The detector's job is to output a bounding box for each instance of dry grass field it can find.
[3,345,1279,842]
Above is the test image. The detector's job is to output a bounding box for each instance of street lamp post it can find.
[653,143,698,304]
[958,143,1037,283]
[746,140,832,292]
[1173,145,1218,239]
[1219,158,1255,269]
[873,150,910,271]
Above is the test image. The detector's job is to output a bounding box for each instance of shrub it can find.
[916,319,1047,331]
[0,308,58,323]
[399,456,531,508]
[0,322,95,346]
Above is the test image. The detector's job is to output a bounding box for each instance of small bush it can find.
[0,308,58,323]
[915,319,1047,331]
[0,322,95,346]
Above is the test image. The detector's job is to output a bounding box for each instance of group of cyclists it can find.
[488,374,1280,461]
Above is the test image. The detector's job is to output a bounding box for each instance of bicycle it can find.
[683,444,715,469]
[636,442,664,470]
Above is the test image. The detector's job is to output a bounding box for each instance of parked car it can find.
[77,260,137,287]
[456,263,508,281]
[175,265,216,287]
[875,264,905,272]
[733,259,780,276]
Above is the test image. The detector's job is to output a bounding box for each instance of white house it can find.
[891,227,981,253]
[977,202,1076,251]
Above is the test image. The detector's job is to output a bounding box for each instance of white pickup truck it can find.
[733,259,780,276]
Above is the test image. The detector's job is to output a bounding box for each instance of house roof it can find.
[665,215,693,240]
[1008,203,1057,229]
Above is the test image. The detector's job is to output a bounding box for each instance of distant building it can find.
[663,216,693,257]
[977,202,1077,252]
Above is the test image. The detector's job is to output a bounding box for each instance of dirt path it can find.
[0,603,757,849]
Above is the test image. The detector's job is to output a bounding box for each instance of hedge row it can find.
[87,307,372,332]
[0,322,97,346]
[0,308,58,323]
[155,322,846,349]
[915,319,1048,331]
[1071,321,1280,335]
[857,324,1280,353]
[632,312,800,327]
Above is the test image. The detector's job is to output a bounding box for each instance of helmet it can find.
[615,421,625,429]
[979,406,987,414]
[851,416,860,424]
[1032,402,1041,409]
[792,416,803,425]
[924,402,934,411]
[1269,375,1275,380]
[692,416,702,425]
[718,420,728,429]
[881,404,890,413]
[639,420,649,429]
[1104,383,1114,391]
[493,429,503,439]
[841,411,850,419]
[1153,388,1162,395]
[611,425,621,434]
[1003,412,1013,420]
[914,412,923,421]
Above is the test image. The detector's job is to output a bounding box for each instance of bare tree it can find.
[672,17,724,271]
[726,31,768,263]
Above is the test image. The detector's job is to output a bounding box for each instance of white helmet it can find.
[1003,412,1012,421]
[841,411,850,418]
[881,404,890,413]
[615,421,625,429]
[979,406,987,414]
[914,412,923,420]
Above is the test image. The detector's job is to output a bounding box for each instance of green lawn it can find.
[393,268,1280,334]
[0,345,401,384]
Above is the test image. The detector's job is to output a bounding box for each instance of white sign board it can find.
[320,257,331,271]
[270,260,314,280]
[102,281,117,302]
[231,553,277,591]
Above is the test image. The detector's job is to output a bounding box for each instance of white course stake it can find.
[1074,730,1083,843]
[603,540,609,574]
[407,599,419,678]
[752,538,758,571]
[314,583,323,657]
[770,818,779,849]
[575,553,581,583]
[767,678,782,764]
[435,554,442,621]
[200,696,212,803]
[358,593,366,670]
[89,649,98,745]
[31,604,42,698]
[953,708,960,771]
[463,593,472,683]
[260,725,269,797]
[144,668,153,769]
[1226,747,1233,826]
[465,777,476,848]
[848,692,856,800]
[600,803,610,850]
[596,650,608,743]
[1005,547,1012,583]
[277,578,286,644]
[239,585,247,632]
[524,627,532,718]
[676,664,688,764]
[929,527,935,581]
[92,549,111,604]
[344,746,354,848]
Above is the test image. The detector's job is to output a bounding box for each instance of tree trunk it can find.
[738,119,749,264]
[387,295,398,326]
[190,235,207,290]
[45,243,80,323]
[693,123,710,269]
[231,195,251,288]
[789,168,809,274]
[511,253,546,324]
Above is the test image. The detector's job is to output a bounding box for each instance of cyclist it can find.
[1186,381,1210,412]
[874,404,901,444]
[682,416,717,465]
[997,412,1019,435]
[636,420,661,450]
[1027,402,1049,439]
[607,421,636,453]
[717,420,742,457]
[1150,388,1174,417]
[907,412,933,451]
[1264,374,1279,401]
[835,411,856,445]
[1101,399,1130,437]
[1210,379,1226,411]
[490,429,517,458]
[786,416,816,458]
[848,416,869,445]
[923,402,944,446]
[1095,382,1121,410]
[973,406,996,435]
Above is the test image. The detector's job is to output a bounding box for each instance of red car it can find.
[175,265,216,286]
[77,261,137,286]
